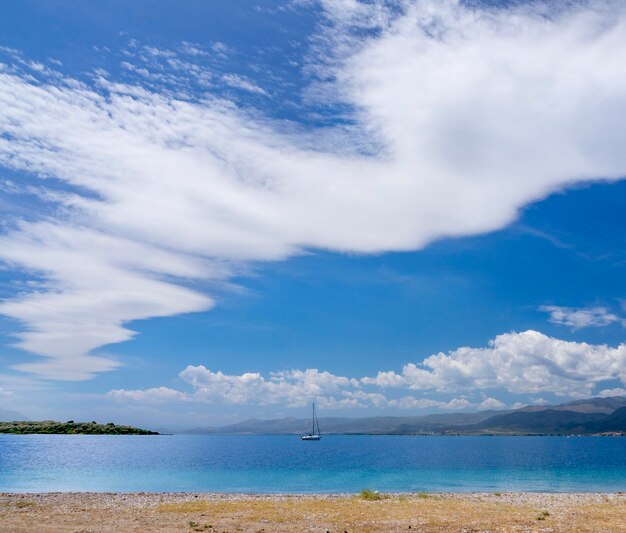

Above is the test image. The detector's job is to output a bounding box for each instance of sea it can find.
[1,434,626,493]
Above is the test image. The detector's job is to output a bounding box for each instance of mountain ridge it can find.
[183,396,626,436]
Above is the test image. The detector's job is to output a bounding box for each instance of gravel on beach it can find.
[1,491,625,532]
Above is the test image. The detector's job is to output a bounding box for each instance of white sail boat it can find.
[301,402,321,441]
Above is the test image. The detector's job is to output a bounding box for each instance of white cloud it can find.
[0,386,13,397]
[1,1,626,378]
[478,397,506,410]
[179,366,359,407]
[0,223,215,380]
[540,305,624,329]
[440,397,472,410]
[109,386,191,403]
[385,396,445,410]
[362,330,626,398]
[109,330,626,408]
[598,388,626,398]
[110,365,477,410]
[221,74,268,95]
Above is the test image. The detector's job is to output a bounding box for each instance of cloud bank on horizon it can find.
[0,0,626,386]
[110,330,626,409]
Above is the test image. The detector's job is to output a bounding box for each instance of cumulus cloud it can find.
[109,367,476,410]
[108,366,362,408]
[179,366,360,407]
[109,330,626,408]
[598,388,626,398]
[363,330,626,398]
[1,1,626,378]
[478,397,506,410]
[540,305,624,329]
[109,365,479,410]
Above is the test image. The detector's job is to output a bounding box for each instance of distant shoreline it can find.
[178,432,626,437]
[2,492,624,532]
[3,431,625,437]
[3,430,625,437]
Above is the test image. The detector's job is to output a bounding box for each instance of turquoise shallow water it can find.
[1,434,626,493]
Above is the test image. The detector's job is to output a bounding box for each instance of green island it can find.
[0,421,158,435]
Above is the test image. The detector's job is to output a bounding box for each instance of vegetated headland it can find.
[185,395,626,436]
[0,420,158,435]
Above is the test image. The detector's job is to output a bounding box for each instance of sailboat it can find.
[301,402,321,440]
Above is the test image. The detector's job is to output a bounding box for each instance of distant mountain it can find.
[572,407,626,434]
[184,417,309,435]
[519,396,626,415]
[183,410,504,435]
[466,409,606,434]
[187,396,626,436]
[0,408,28,422]
[452,396,626,435]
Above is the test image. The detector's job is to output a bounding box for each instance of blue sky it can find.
[1,0,626,428]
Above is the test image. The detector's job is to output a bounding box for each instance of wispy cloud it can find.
[540,305,625,329]
[1,1,626,379]
[221,74,268,95]
[108,386,191,403]
[109,330,626,408]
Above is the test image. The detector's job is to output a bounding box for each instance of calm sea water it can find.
[1,434,626,493]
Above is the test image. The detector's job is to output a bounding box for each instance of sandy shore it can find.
[1,492,625,532]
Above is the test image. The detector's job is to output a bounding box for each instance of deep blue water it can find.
[1,434,626,493]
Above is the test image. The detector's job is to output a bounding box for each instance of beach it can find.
[1,492,625,532]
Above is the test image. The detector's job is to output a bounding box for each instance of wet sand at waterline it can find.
[1,492,626,532]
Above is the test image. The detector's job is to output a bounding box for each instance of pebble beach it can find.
[2,492,626,532]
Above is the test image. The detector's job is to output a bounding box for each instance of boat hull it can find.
[300,435,321,441]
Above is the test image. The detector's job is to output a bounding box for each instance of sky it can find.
[1,0,626,429]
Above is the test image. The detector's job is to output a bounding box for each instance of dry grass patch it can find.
[14,500,37,509]
[358,489,388,500]
[182,495,529,531]
[157,500,210,513]
[567,502,626,531]
[151,495,621,531]
[3,493,626,532]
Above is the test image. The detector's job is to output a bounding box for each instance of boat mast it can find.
[313,402,320,435]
